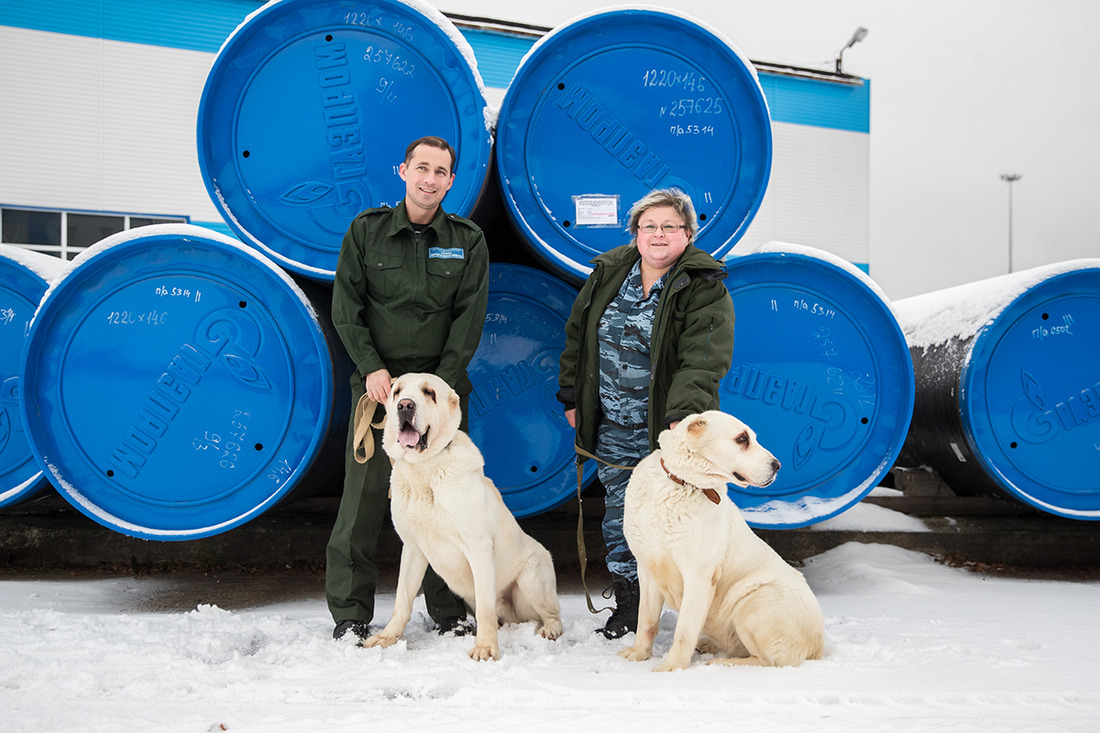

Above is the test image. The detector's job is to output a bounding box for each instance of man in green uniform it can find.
[326,136,490,642]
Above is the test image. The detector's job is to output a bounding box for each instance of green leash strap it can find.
[574,444,634,616]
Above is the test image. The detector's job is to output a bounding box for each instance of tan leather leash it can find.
[573,444,636,615]
[352,394,386,464]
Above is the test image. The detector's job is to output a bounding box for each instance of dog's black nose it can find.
[771,458,781,472]
[396,398,415,418]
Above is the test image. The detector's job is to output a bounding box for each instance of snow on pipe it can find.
[719,242,915,529]
[17,225,350,540]
[893,260,1100,520]
[0,246,71,508]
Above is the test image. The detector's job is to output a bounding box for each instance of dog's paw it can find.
[654,658,689,672]
[618,647,651,662]
[537,621,563,641]
[468,643,501,662]
[361,633,398,649]
[695,638,719,655]
[707,655,769,667]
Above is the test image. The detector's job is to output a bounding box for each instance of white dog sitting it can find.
[620,411,825,671]
[362,373,563,661]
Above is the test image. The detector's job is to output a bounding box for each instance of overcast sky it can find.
[442,0,1100,300]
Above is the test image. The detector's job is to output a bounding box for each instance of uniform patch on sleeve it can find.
[428,247,464,260]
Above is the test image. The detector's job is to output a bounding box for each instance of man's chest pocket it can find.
[425,255,466,309]
[366,255,405,300]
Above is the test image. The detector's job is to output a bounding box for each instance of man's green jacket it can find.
[331,201,489,394]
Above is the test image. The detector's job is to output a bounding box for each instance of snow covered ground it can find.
[3,515,1099,732]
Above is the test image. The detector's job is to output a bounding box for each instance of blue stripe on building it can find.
[0,0,261,53]
[759,74,871,134]
[194,219,238,239]
[458,28,535,90]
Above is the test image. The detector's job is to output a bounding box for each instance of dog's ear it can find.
[449,391,460,412]
[686,415,708,440]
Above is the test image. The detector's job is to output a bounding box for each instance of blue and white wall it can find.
[747,73,870,270]
[1,0,869,269]
[0,0,260,241]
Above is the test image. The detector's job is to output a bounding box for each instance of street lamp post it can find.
[836,27,869,73]
[1000,173,1021,273]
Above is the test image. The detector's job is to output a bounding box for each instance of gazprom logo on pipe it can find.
[723,363,863,471]
[279,42,369,236]
[555,82,671,187]
[471,349,559,418]
[108,309,272,481]
[1011,370,1100,444]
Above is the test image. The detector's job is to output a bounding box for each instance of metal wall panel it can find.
[1,26,221,223]
[97,33,219,219]
[737,122,870,269]
[0,28,102,210]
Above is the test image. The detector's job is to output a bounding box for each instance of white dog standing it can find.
[620,411,825,671]
[362,373,563,661]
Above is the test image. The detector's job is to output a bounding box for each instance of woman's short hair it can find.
[627,188,698,241]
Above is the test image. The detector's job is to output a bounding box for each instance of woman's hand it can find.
[565,408,576,429]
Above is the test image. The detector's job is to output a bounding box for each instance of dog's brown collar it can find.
[661,458,721,505]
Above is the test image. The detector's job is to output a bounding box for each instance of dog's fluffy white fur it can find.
[620,411,825,671]
[362,373,562,661]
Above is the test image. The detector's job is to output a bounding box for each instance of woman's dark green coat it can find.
[557,243,735,458]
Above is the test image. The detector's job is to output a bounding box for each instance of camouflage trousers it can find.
[595,420,650,582]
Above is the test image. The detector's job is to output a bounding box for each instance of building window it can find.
[0,207,187,259]
[1,208,61,247]
[67,213,125,248]
[130,217,183,229]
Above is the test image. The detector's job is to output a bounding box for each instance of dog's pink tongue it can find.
[398,426,420,448]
